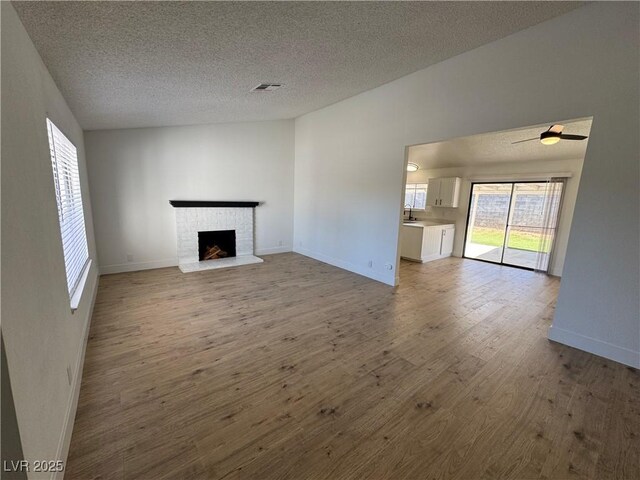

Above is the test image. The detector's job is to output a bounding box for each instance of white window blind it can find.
[47,118,90,301]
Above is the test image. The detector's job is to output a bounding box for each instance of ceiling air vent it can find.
[251,83,284,92]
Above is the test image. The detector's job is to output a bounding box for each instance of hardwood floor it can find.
[66,253,639,480]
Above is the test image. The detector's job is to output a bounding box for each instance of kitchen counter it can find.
[403,220,455,228]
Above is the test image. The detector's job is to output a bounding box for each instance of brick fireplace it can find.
[170,200,263,273]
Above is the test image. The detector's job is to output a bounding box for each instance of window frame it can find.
[46,118,91,311]
[405,183,428,210]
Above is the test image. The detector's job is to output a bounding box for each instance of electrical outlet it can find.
[278,240,283,247]
[66,365,72,385]
[126,254,134,262]
[367,260,373,268]
[385,263,393,270]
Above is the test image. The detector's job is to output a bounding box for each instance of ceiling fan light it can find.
[540,131,561,145]
[407,163,419,172]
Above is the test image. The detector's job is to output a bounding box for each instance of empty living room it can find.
[2,1,639,479]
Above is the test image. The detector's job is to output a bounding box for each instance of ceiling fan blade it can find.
[512,137,538,144]
[559,134,588,141]
[549,124,564,134]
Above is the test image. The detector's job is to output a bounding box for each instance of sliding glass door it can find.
[463,181,564,271]
[464,183,512,264]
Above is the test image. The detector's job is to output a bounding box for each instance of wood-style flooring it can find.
[66,253,639,479]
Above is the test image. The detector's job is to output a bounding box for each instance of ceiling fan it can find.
[512,124,588,145]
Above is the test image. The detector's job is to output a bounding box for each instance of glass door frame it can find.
[462,180,564,272]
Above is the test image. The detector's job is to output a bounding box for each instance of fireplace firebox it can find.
[198,230,236,261]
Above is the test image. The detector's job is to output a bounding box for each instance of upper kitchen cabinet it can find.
[426,177,461,207]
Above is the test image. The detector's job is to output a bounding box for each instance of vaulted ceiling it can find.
[14,1,583,130]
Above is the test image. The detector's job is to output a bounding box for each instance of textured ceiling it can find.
[408,118,593,169]
[13,1,583,130]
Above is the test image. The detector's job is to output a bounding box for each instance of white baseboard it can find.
[294,247,396,286]
[255,246,292,255]
[100,258,178,275]
[548,325,640,368]
[421,253,446,263]
[52,269,100,480]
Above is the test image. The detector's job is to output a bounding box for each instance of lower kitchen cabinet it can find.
[401,223,455,263]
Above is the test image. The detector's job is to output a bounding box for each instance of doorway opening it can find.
[398,116,592,283]
[463,181,564,271]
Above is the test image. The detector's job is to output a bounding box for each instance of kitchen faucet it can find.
[404,204,416,221]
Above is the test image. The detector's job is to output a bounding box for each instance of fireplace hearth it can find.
[198,230,236,261]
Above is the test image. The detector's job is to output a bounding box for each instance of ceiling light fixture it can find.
[513,124,587,145]
[407,163,419,172]
[540,131,561,145]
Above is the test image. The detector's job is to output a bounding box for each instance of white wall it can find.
[294,3,639,367]
[85,120,294,274]
[407,157,584,276]
[1,3,99,477]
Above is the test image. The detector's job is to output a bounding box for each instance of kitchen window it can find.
[405,183,428,210]
[47,118,91,310]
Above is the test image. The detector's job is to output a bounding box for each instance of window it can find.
[405,183,428,210]
[47,119,90,308]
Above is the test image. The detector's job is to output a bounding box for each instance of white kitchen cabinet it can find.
[426,177,461,207]
[401,222,456,263]
[400,225,424,261]
[439,225,455,256]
